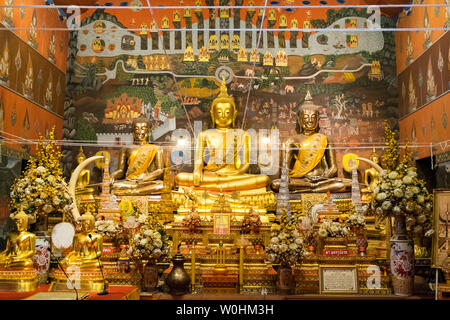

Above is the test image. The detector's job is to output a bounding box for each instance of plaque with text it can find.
[319,266,358,294]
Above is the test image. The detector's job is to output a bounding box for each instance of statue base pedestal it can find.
[50,269,105,292]
[0,269,38,292]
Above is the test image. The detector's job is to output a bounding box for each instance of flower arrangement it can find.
[372,122,433,237]
[129,224,171,262]
[128,209,171,262]
[266,210,305,267]
[182,208,202,234]
[344,213,366,228]
[94,218,124,239]
[241,208,262,234]
[318,219,349,238]
[9,128,73,221]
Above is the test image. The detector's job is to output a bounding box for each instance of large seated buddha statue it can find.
[175,79,273,212]
[271,91,351,193]
[0,211,36,270]
[111,116,164,196]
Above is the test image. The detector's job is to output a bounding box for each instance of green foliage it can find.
[74,118,97,143]
[310,19,327,29]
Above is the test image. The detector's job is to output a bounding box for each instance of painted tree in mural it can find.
[331,94,347,120]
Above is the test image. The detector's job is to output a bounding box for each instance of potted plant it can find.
[371,123,433,296]
[266,209,305,294]
[128,215,171,292]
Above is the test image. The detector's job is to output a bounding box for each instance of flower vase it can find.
[140,260,159,292]
[356,230,368,256]
[33,234,51,284]
[166,252,190,295]
[390,213,414,296]
[277,265,293,295]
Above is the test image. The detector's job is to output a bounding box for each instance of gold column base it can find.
[0,269,38,292]
[50,269,105,292]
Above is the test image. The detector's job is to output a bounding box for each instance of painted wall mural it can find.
[63,0,399,181]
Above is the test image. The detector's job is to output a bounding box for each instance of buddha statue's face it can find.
[299,109,319,133]
[371,155,380,164]
[14,215,28,232]
[133,122,149,143]
[77,154,86,164]
[81,218,95,233]
[213,102,234,128]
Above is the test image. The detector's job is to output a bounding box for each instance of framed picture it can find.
[319,265,358,294]
[213,213,231,235]
[432,189,450,270]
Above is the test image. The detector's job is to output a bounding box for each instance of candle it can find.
[191,244,195,292]
[239,245,244,288]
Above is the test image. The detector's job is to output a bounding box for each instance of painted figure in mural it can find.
[176,78,269,193]
[60,212,103,270]
[111,116,164,195]
[271,91,351,193]
[0,211,36,269]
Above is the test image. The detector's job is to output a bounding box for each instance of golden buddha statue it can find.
[361,147,380,201]
[75,147,94,197]
[0,211,36,270]
[176,78,269,194]
[60,213,103,270]
[271,91,351,193]
[111,116,164,195]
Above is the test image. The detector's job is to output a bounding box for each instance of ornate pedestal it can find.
[50,269,105,292]
[201,274,238,294]
[0,269,38,292]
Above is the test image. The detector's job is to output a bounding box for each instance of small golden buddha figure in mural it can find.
[2,0,14,28]
[0,211,36,270]
[361,147,381,202]
[23,54,34,99]
[60,212,103,270]
[75,146,94,197]
[0,40,9,85]
[176,78,269,194]
[406,34,413,66]
[48,32,56,64]
[271,91,351,193]
[408,71,418,112]
[426,57,437,101]
[111,116,164,195]
[27,9,38,49]
[44,74,53,110]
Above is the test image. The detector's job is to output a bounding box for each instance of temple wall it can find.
[395,1,449,163]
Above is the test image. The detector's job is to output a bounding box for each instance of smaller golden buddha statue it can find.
[0,211,37,292]
[361,148,380,202]
[60,213,103,270]
[75,147,94,198]
[111,116,164,195]
[0,211,36,270]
